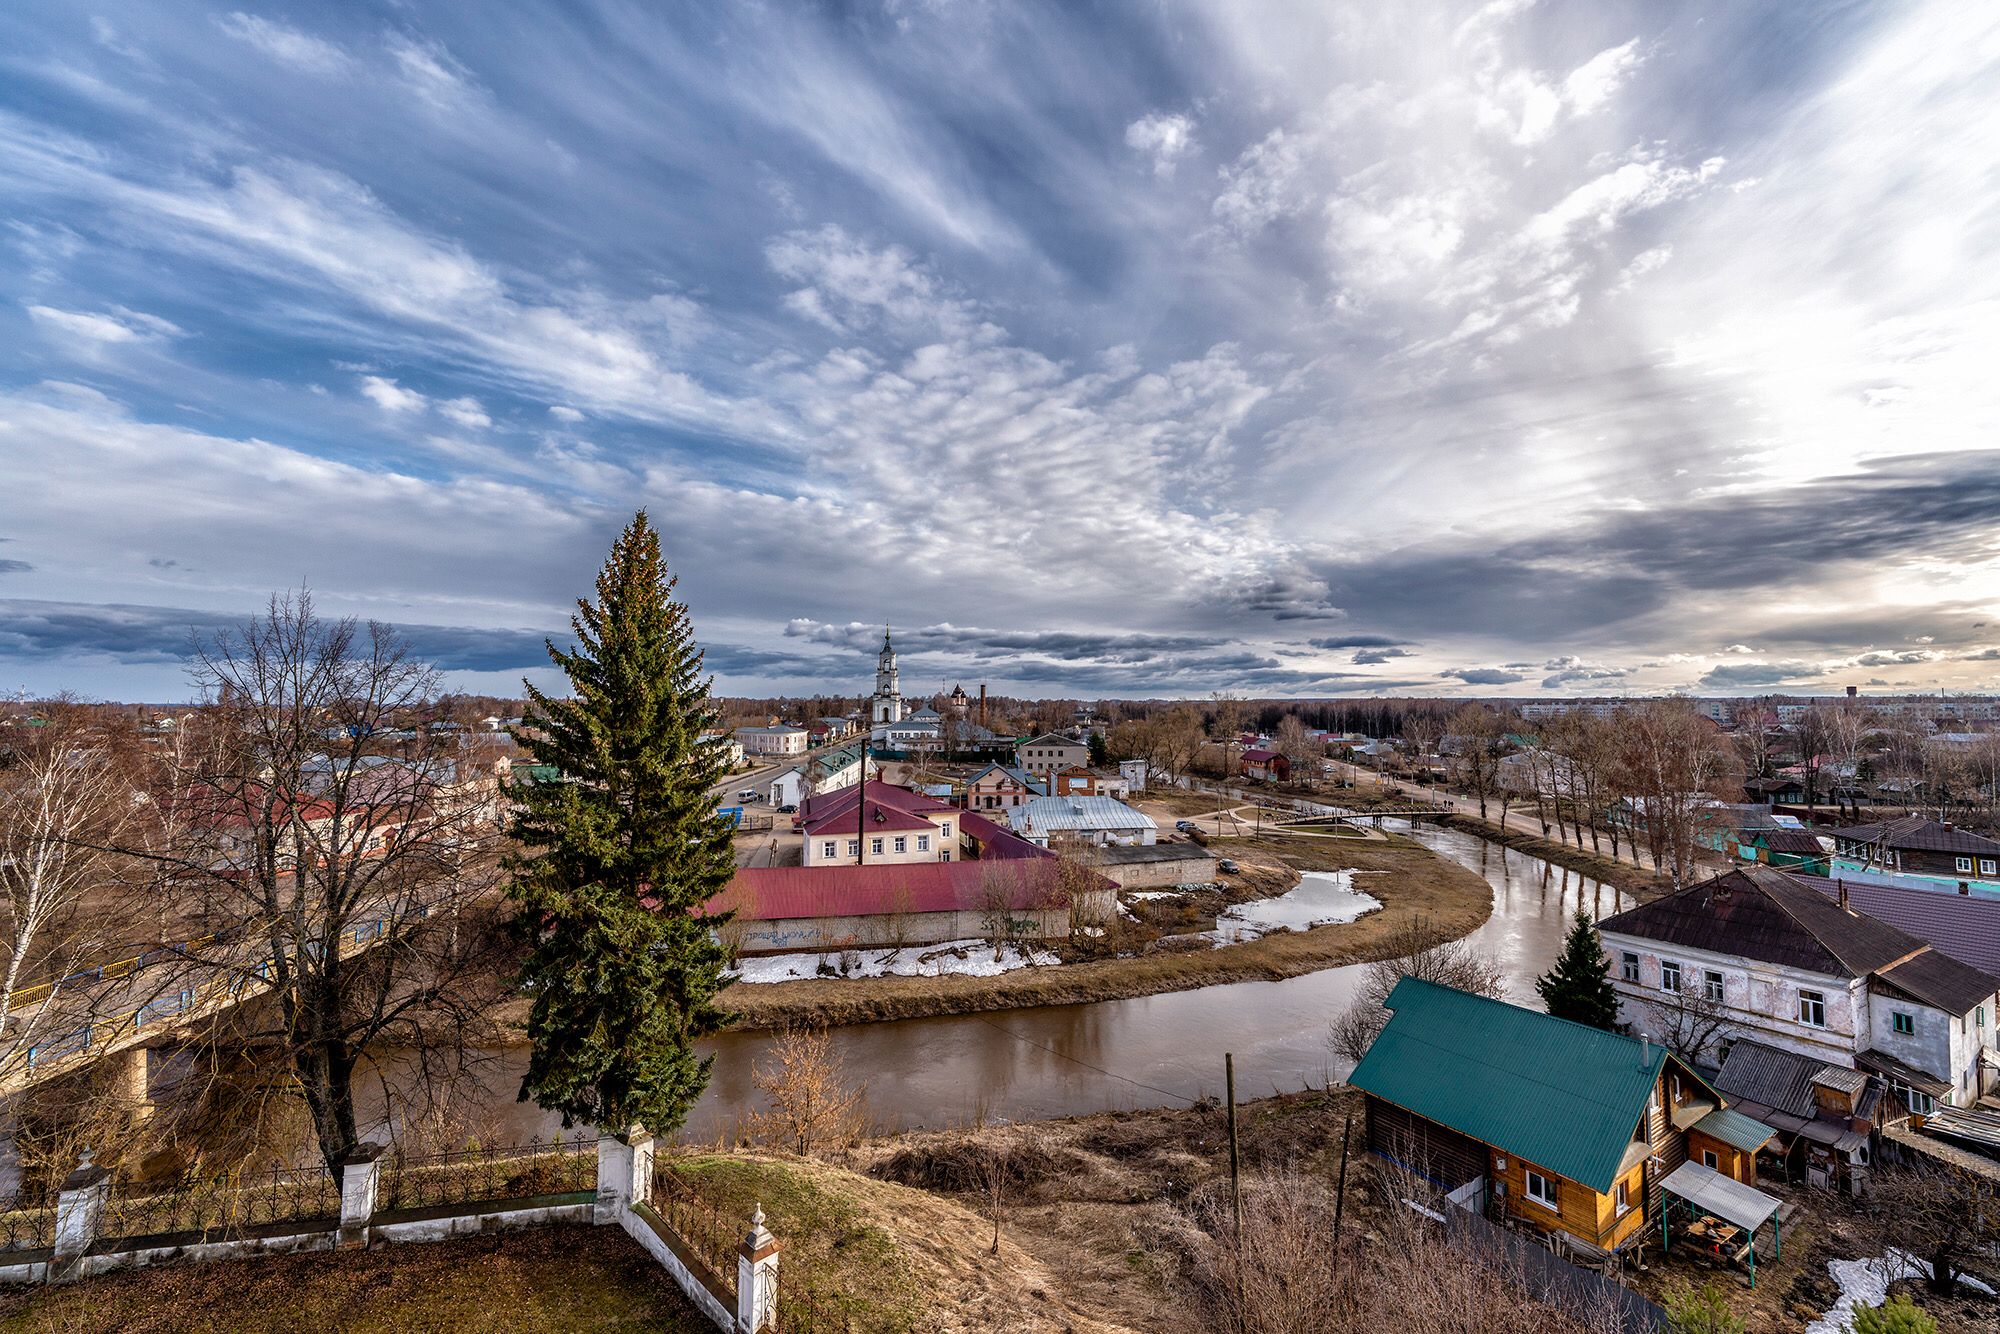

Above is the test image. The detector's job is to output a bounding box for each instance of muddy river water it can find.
[372,821,1633,1145]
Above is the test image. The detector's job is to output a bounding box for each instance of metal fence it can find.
[648,1166,741,1296]
[1441,1205,1666,1334]
[0,1189,56,1252]
[779,1284,873,1333]
[377,1137,595,1213]
[100,1165,342,1243]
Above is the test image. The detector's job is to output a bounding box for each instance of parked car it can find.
[777,803,797,814]
[1175,820,1198,833]
[1217,858,1240,874]
[737,789,759,801]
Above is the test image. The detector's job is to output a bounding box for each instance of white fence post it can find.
[596,1126,653,1225]
[736,1204,780,1333]
[337,1143,384,1248]
[51,1147,112,1278]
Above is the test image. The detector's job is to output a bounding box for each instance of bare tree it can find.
[1640,984,1734,1066]
[1446,704,1505,820]
[140,592,510,1172]
[1619,700,1738,890]
[745,1026,867,1157]
[978,862,1024,961]
[0,701,148,1078]
[1326,917,1507,1064]
[1864,1161,2000,1296]
[1272,715,1322,793]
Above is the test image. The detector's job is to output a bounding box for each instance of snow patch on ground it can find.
[1805,1249,1996,1334]
[1208,870,1382,944]
[730,938,1058,984]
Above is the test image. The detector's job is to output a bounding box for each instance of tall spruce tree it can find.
[1536,909,1621,1030]
[507,512,735,1132]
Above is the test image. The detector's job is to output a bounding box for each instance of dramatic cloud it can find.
[2,2,1997,697]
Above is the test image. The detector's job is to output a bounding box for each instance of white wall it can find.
[1599,929,1865,1067]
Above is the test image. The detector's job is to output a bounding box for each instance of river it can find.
[382,820,1632,1146]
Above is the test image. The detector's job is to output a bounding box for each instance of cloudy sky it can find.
[4,1,1999,702]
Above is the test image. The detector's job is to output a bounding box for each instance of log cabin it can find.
[1349,978,1772,1258]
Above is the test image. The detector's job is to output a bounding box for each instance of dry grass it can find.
[0,1224,706,1333]
[719,833,1494,1031]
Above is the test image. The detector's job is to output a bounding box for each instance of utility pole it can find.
[857,741,869,866]
[1332,1111,1353,1246]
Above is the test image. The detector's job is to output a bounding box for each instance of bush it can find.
[1849,1294,1938,1334]
[1662,1279,1745,1334]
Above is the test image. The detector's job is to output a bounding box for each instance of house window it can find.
[1621,951,1640,983]
[942,822,952,838]
[1701,1150,1719,1170]
[1704,969,1725,1003]
[1958,856,1974,873]
[1799,989,1827,1028]
[871,838,884,855]
[1660,960,1682,994]
[1524,1169,1558,1210]
[1979,1006,1987,1028]
[1615,1180,1631,1215]
[1896,1081,1936,1116]
[1984,859,1997,876]
[1892,1011,1915,1036]
[893,836,907,853]
[821,841,836,859]
[917,835,930,852]
[847,839,860,856]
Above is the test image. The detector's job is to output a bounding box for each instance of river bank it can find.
[1436,811,1675,898]
[711,832,1493,1032]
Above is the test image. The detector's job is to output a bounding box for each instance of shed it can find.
[1657,1160,1784,1285]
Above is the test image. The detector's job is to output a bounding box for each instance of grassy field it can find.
[721,830,1494,1030]
[0,1225,706,1333]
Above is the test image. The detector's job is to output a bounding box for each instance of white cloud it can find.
[438,395,491,429]
[1125,112,1196,177]
[216,13,352,77]
[26,304,182,344]
[359,375,426,413]
[1563,40,1645,116]
[548,405,584,423]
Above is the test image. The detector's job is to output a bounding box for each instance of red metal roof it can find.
[956,810,1051,859]
[709,858,1107,921]
[801,799,934,837]
[1241,749,1282,764]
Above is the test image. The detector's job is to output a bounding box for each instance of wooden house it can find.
[1349,978,1771,1257]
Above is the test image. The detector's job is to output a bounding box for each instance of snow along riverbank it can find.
[731,938,1060,984]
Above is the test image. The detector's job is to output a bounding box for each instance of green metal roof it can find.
[1348,977,1668,1194]
[1692,1106,1777,1155]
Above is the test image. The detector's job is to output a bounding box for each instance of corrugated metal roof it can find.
[1874,949,2000,1016]
[1008,796,1157,834]
[1657,1161,1781,1233]
[710,858,1108,921]
[1833,816,2000,856]
[1692,1107,1777,1155]
[1796,874,2000,976]
[1599,867,1918,979]
[1347,978,1675,1194]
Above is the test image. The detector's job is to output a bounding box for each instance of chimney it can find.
[1942,821,1955,832]
[1640,1033,1652,1070]
[1837,878,1849,910]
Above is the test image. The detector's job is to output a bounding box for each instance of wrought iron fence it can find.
[376,1137,594,1213]
[99,1165,341,1243]
[648,1166,741,1295]
[0,1189,56,1252]
[780,1284,872,1333]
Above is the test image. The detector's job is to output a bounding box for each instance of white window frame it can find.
[1524,1169,1558,1210]
[1958,856,1974,873]
[1621,951,1639,983]
[1615,1179,1631,1215]
[942,822,952,838]
[1704,969,1725,1003]
[820,841,836,860]
[1984,859,1997,876]
[916,834,930,852]
[1798,989,1826,1028]
[1701,1149,1719,1171]
[870,837,884,855]
[1660,960,1682,994]
[893,836,907,854]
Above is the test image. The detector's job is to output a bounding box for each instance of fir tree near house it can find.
[507,512,735,1133]
[1536,909,1621,1031]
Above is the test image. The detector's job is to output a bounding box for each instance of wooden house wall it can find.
[1686,1130,1757,1185]
[1363,1096,1486,1189]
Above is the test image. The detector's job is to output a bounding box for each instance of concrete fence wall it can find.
[2,1134,781,1333]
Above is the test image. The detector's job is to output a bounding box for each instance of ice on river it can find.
[1805,1249,1996,1334]
[730,938,1058,984]
[1209,870,1382,944]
